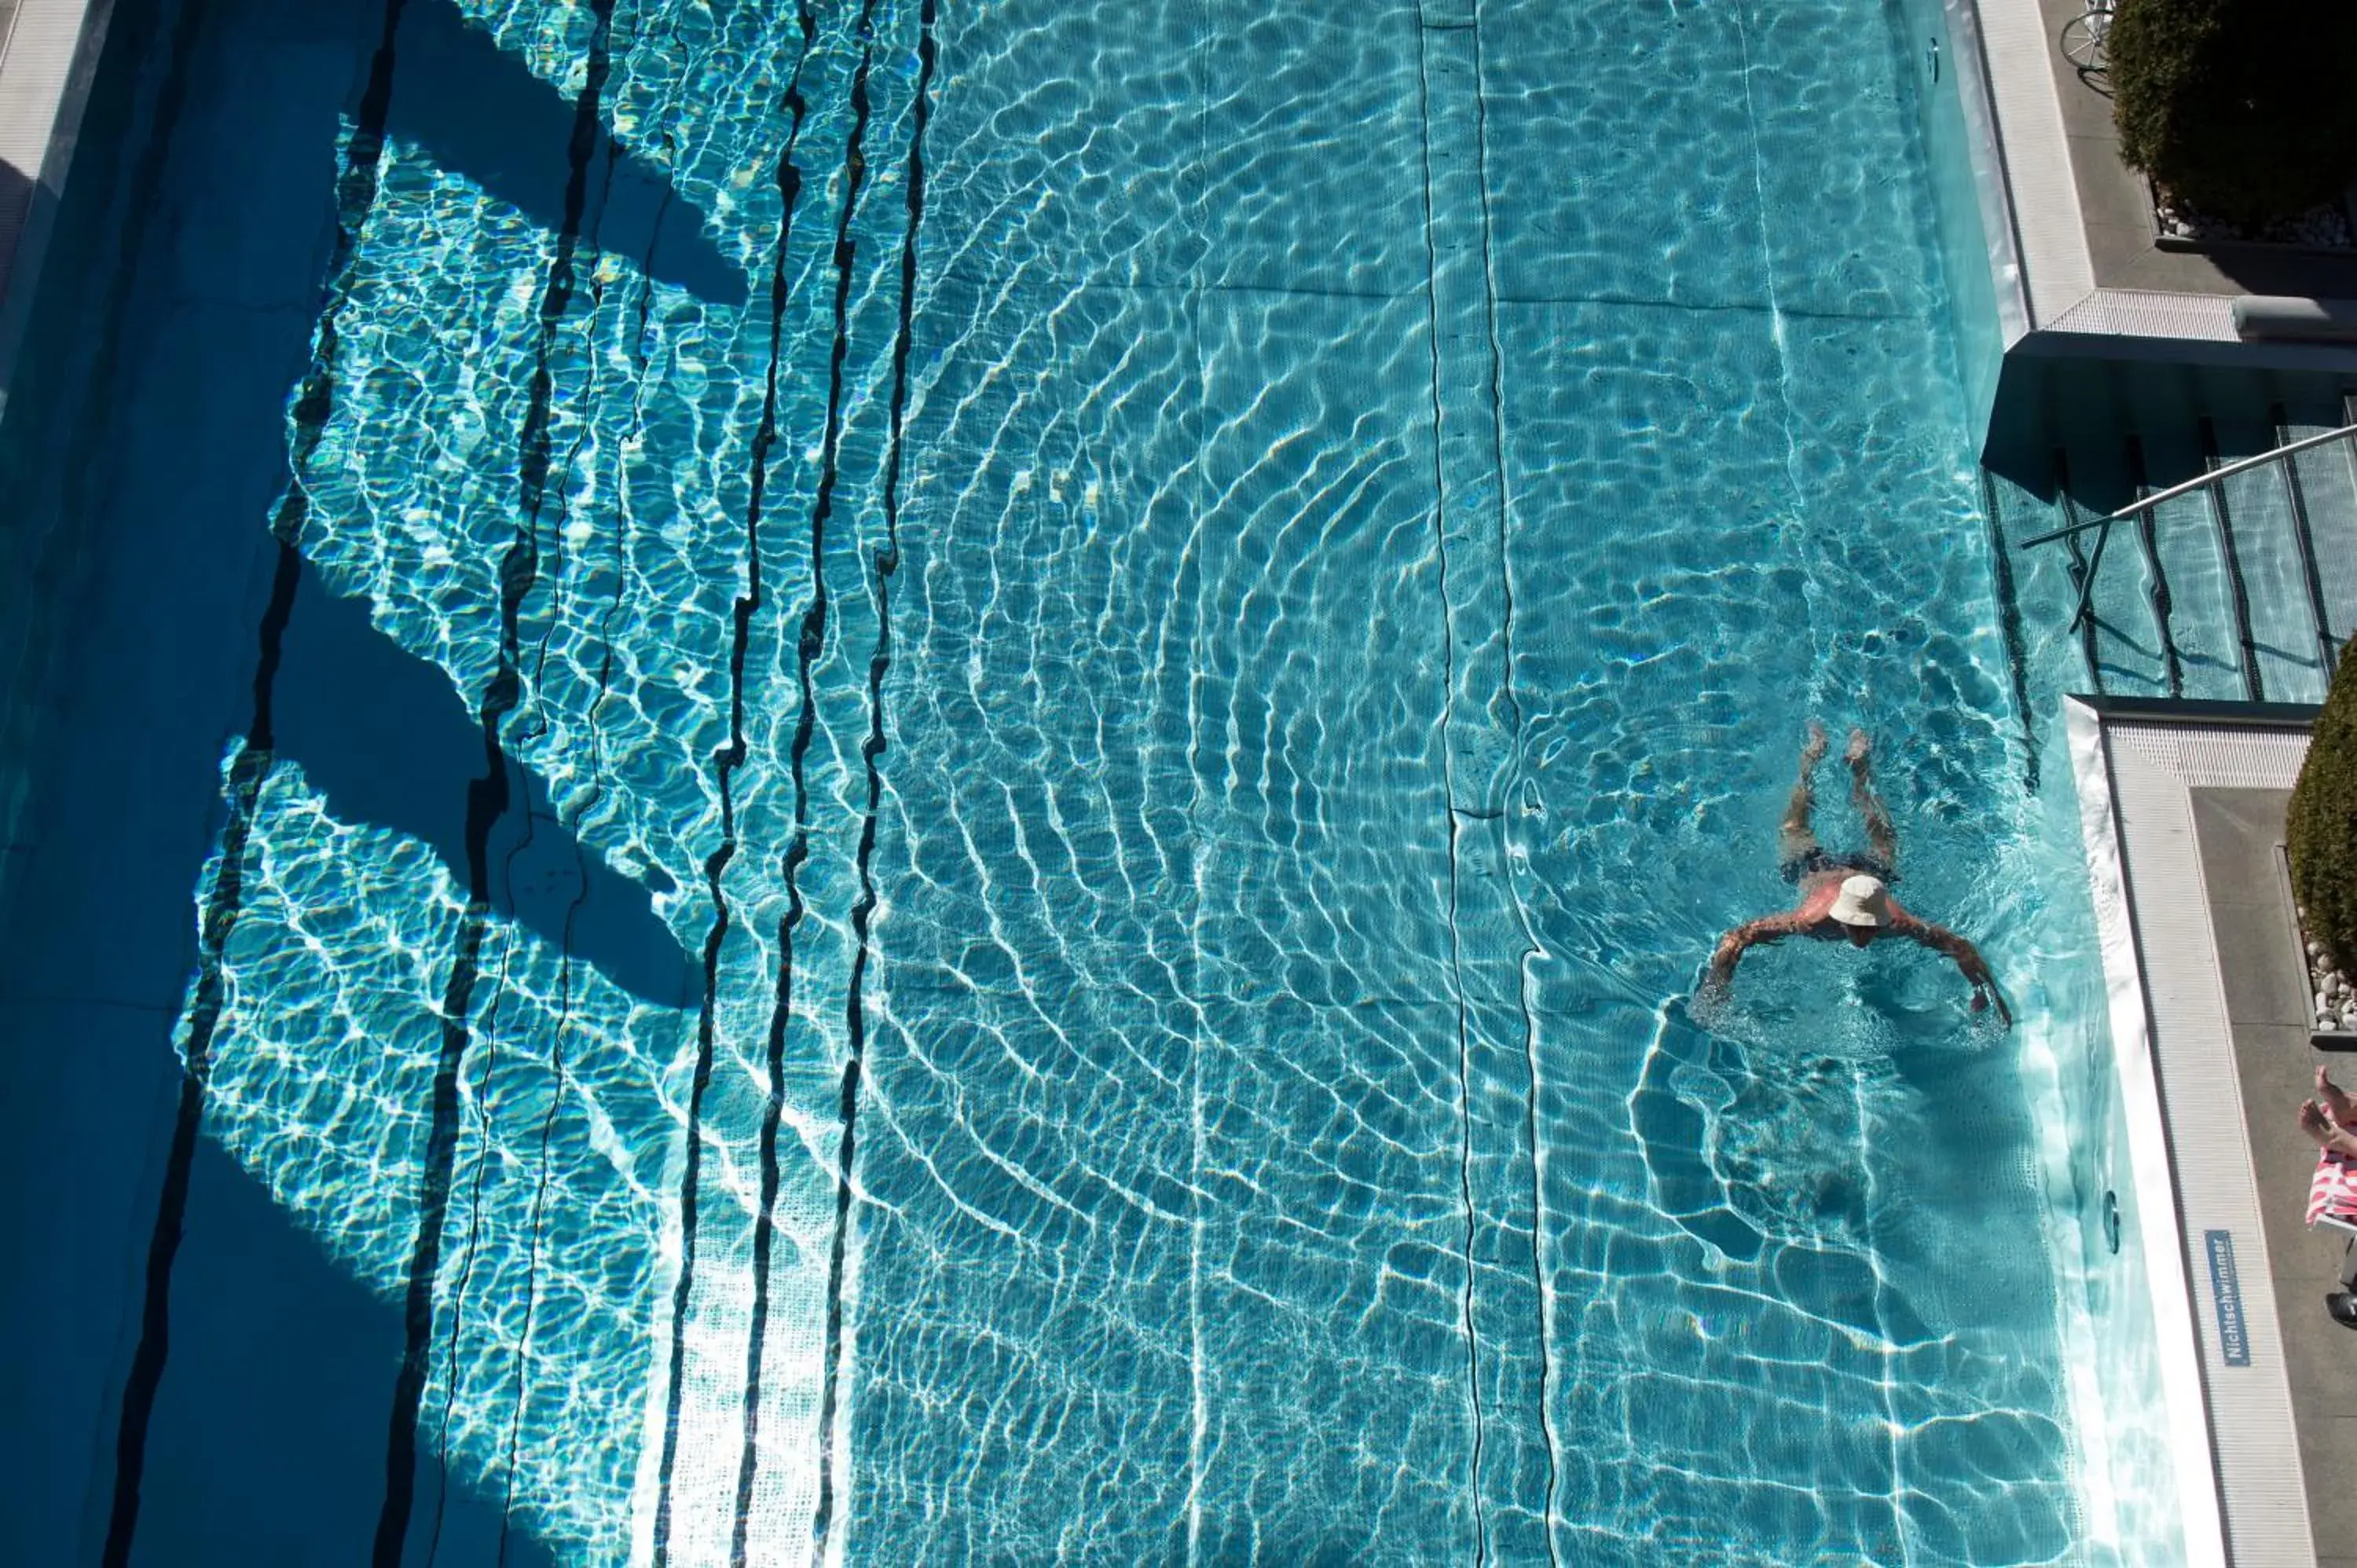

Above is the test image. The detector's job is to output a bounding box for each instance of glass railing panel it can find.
[2217,457,2326,702]
[2140,489,2242,699]
[2288,433,2357,657]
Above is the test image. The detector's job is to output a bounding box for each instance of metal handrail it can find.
[2022,417,2357,653]
[2020,419,2357,547]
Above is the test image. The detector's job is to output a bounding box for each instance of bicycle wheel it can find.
[2060,11,2109,71]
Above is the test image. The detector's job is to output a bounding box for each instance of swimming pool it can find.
[0,0,2179,1560]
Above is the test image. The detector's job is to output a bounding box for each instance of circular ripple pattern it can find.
[153,0,2164,1560]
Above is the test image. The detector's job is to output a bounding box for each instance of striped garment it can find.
[2309,1150,2357,1226]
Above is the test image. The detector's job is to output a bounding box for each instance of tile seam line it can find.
[1407,5,1488,1559]
[926,270,1930,322]
[1180,3,1214,1555]
[1458,3,1563,1547]
[373,5,622,1561]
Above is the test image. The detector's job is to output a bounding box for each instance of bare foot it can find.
[2318,1066,2357,1126]
[1846,727,1871,768]
[1801,719,1828,768]
[2300,1100,2357,1156]
[2301,1100,2335,1145]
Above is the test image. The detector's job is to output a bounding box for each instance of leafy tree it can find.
[2107,0,2357,227]
[2290,650,2357,973]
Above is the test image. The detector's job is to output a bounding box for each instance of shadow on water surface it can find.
[0,0,739,1559]
[119,1144,557,1568]
[273,556,696,1009]
[387,0,746,309]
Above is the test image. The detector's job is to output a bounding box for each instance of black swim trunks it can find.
[1779,847,1897,885]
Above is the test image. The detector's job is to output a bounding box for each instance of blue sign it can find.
[2205,1229,2251,1368]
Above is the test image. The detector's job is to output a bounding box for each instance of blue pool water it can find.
[0,0,2163,1560]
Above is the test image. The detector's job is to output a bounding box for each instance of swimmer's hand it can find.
[1942,940,2012,1028]
[1968,978,2013,1028]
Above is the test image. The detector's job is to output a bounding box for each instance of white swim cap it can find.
[1828,874,1890,927]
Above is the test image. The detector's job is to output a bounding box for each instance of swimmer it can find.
[1699,720,2011,1025]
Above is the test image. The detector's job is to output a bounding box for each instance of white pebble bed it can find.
[2303,905,2355,1034]
[2157,192,2355,249]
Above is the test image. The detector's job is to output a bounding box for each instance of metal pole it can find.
[2020,420,2357,546]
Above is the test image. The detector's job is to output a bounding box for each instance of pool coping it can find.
[2068,695,2322,1568]
[1963,0,2357,373]
[0,0,114,416]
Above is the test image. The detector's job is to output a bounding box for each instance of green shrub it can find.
[2107,0,2357,227]
[2289,651,2357,972]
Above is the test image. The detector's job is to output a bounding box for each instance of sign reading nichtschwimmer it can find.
[2205,1229,2251,1368]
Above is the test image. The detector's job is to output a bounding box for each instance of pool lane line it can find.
[2196,416,2265,702]
[1406,8,1490,1559]
[101,1,409,1562]
[424,221,600,1568]
[424,105,640,1568]
[637,4,826,1563]
[423,871,526,1568]
[747,0,896,1551]
[807,0,938,1555]
[372,4,618,1563]
[2271,401,2341,676]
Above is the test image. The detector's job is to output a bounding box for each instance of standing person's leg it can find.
[1779,720,1829,868]
[1847,727,1897,871]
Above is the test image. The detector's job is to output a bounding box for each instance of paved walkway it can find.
[2195,784,2357,1567]
[2031,0,2357,302]
[1976,0,2357,357]
[2076,700,2355,1567]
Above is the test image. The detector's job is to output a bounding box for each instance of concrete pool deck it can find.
[2071,697,2357,1567]
[1970,0,2357,371]
[2196,783,2357,1568]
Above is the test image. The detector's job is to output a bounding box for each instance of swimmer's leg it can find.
[1779,720,1829,864]
[1847,727,1897,870]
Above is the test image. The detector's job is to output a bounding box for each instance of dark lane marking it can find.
[808,0,939,1555]
[638,12,827,1566]
[372,5,618,1563]
[423,914,522,1568]
[101,2,409,1563]
[2272,402,2341,675]
[423,121,632,1568]
[715,5,828,1564]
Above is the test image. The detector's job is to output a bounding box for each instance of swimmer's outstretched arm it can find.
[1888,907,2012,1026]
[1703,914,1809,997]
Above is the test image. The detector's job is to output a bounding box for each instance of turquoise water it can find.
[0,0,2131,1560]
